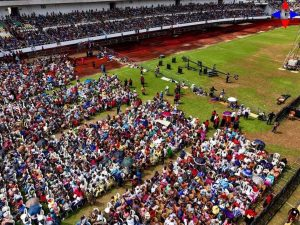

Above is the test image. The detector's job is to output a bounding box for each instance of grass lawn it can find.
[73,26,300,134]
[63,25,300,224]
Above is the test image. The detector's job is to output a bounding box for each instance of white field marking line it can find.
[285,201,295,208]
[278,68,286,70]
[291,70,299,73]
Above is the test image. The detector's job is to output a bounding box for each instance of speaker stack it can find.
[172,57,176,63]
[178,66,183,74]
[159,60,163,66]
[167,64,171,70]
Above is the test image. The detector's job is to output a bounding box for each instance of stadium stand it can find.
[0,3,266,51]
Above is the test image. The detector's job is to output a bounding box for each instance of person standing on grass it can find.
[128,78,132,87]
[140,75,145,87]
[272,121,280,133]
[209,86,217,97]
[155,65,160,77]
[159,91,164,101]
[267,112,275,125]
[140,66,144,75]
[214,114,220,129]
[205,120,209,130]
[141,86,146,95]
[165,86,169,96]
[211,110,216,122]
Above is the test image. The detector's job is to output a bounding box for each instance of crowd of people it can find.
[102,128,286,224]
[0,3,266,51]
[0,55,204,224]
[0,55,150,223]
[0,55,74,104]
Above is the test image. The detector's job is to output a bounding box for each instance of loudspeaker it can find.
[159,60,163,66]
[203,67,207,74]
[178,66,183,74]
[167,64,171,70]
[172,57,176,63]
[159,55,165,59]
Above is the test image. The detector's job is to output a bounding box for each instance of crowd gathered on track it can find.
[0,3,266,51]
[0,53,286,225]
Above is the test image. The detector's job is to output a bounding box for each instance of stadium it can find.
[0,0,299,224]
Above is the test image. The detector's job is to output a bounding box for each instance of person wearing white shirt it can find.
[126,215,135,225]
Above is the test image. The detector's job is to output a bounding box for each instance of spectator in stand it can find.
[0,3,266,51]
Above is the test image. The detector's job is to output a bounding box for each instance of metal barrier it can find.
[275,96,300,122]
[251,168,300,225]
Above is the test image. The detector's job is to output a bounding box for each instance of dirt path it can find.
[246,120,300,158]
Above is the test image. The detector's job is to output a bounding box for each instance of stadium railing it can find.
[251,167,300,225]
[275,95,300,122]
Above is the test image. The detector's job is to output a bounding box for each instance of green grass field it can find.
[63,25,300,224]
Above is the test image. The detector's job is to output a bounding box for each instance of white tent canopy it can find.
[227,97,238,102]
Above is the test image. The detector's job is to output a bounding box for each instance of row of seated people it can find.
[101,128,285,225]
[16,3,264,27]
[0,3,265,51]
[0,97,196,224]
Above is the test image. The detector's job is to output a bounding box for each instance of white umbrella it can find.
[227,97,237,102]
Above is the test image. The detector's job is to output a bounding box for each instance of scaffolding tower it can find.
[283,26,300,70]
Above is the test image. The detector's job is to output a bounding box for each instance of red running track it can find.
[74,19,300,77]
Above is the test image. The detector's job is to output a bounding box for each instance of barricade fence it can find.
[251,168,300,225]
[275,96,300,122]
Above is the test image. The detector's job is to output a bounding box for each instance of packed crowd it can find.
[0,67,198,224]
[103,129,285,225]
[17,3,264,27]
[0,55,74,104]
[0,51,284,225]
[0,3,266,51]
[0,54,147,223]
